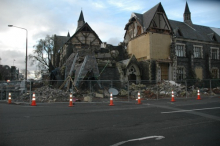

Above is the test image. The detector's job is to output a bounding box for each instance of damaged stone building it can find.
[124,2,220,82]
[52,10,129,88]
[52,2,220,87]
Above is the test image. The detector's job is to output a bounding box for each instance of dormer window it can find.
[212,35,217,41]
[177,29,183,36]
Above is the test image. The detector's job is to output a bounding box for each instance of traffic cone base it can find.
[109,101,114,106]
[171,97,176,102]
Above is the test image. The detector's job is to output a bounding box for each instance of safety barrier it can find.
[0,79,219,103]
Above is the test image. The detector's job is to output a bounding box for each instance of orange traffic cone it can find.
[31,92,36,106]
[8,92,11,104]
[171,91,175,102]
[197,90,201,100]
[137,92,142,104]
[109,93,114,106]
[69,93,74,107]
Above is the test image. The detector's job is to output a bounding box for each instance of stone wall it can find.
[175,39,220,79]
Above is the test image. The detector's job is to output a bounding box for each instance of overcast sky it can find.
[0,0,220,78]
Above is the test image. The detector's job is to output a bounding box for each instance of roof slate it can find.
[127,3,167,31]
[142,2,161,31]
[54,35,70,50]
[169,20,220,42]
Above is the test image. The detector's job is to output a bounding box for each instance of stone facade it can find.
[124,2,220,82]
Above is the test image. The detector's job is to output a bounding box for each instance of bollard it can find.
[69,93,74,107]
[171,91,175,102]
[197,90,201,100]
[137,92,142,104]
[109,93,114,106]
[8,92,11,104]
[31,92,37,106]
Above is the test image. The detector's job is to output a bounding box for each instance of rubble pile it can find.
[19,86,70,102]
[35,86,70,102]
[16,82,220,102]
[213,87,220,94]
[119,81,219,99]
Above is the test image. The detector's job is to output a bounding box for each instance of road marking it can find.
[161,107,220,114]
[110,136,165,146]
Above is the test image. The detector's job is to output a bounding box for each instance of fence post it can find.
[1,84,3,100]
[89,80,91,94]
[29,80,32,104]
[157,83,159,100]
[210,79,212,96]
[128,81,129,102]
[185,80,187,98]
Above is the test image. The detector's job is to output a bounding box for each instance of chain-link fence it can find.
[1,79,220,103]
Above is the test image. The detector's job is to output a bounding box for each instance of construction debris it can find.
[15,80,220,102]
[19,86,70,102]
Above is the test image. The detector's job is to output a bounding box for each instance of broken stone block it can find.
[95,93,104,98]
[119,89,127,96]
[84,96,92,102]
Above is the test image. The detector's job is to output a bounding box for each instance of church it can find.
[124,2,220,82]
[53,2,220,85]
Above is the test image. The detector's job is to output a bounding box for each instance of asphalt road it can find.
[0,96,220,146]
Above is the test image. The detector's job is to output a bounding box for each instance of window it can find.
[212,68,219,78]
[175,44,185,57]
[212,35,217,42]
[211,47,219,60]
[177,66,185,80]
[194,45,203,58]
[137,26,142,36]
[177,29,182,37]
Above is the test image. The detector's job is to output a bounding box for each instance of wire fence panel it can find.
[1,79,220,102]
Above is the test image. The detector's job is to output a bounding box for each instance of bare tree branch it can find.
[29,35,55,73]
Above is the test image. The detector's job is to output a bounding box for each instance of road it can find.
[0,96,220,146]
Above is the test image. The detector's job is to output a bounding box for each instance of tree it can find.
[20,69,31,79]
[29,35,55,74]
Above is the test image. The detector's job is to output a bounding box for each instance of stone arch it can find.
[126,63,141,83]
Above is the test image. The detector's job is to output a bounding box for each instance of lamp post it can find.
[13,59,15,66]
[8,25,28,81]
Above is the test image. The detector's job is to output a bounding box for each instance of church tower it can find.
[183,2,193,26]
[76,10,85,31]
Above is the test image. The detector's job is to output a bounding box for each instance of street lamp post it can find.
[13,59,15,66]
[8,25,28,81]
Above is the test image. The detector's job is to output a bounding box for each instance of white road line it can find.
[110,136,165,146]
[161,107,220,114]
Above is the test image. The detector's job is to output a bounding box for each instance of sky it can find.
[0,0,220,79]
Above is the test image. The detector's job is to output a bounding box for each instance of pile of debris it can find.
[212,87,220,94]
[19,86,71,102]
[118,80,219,99]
